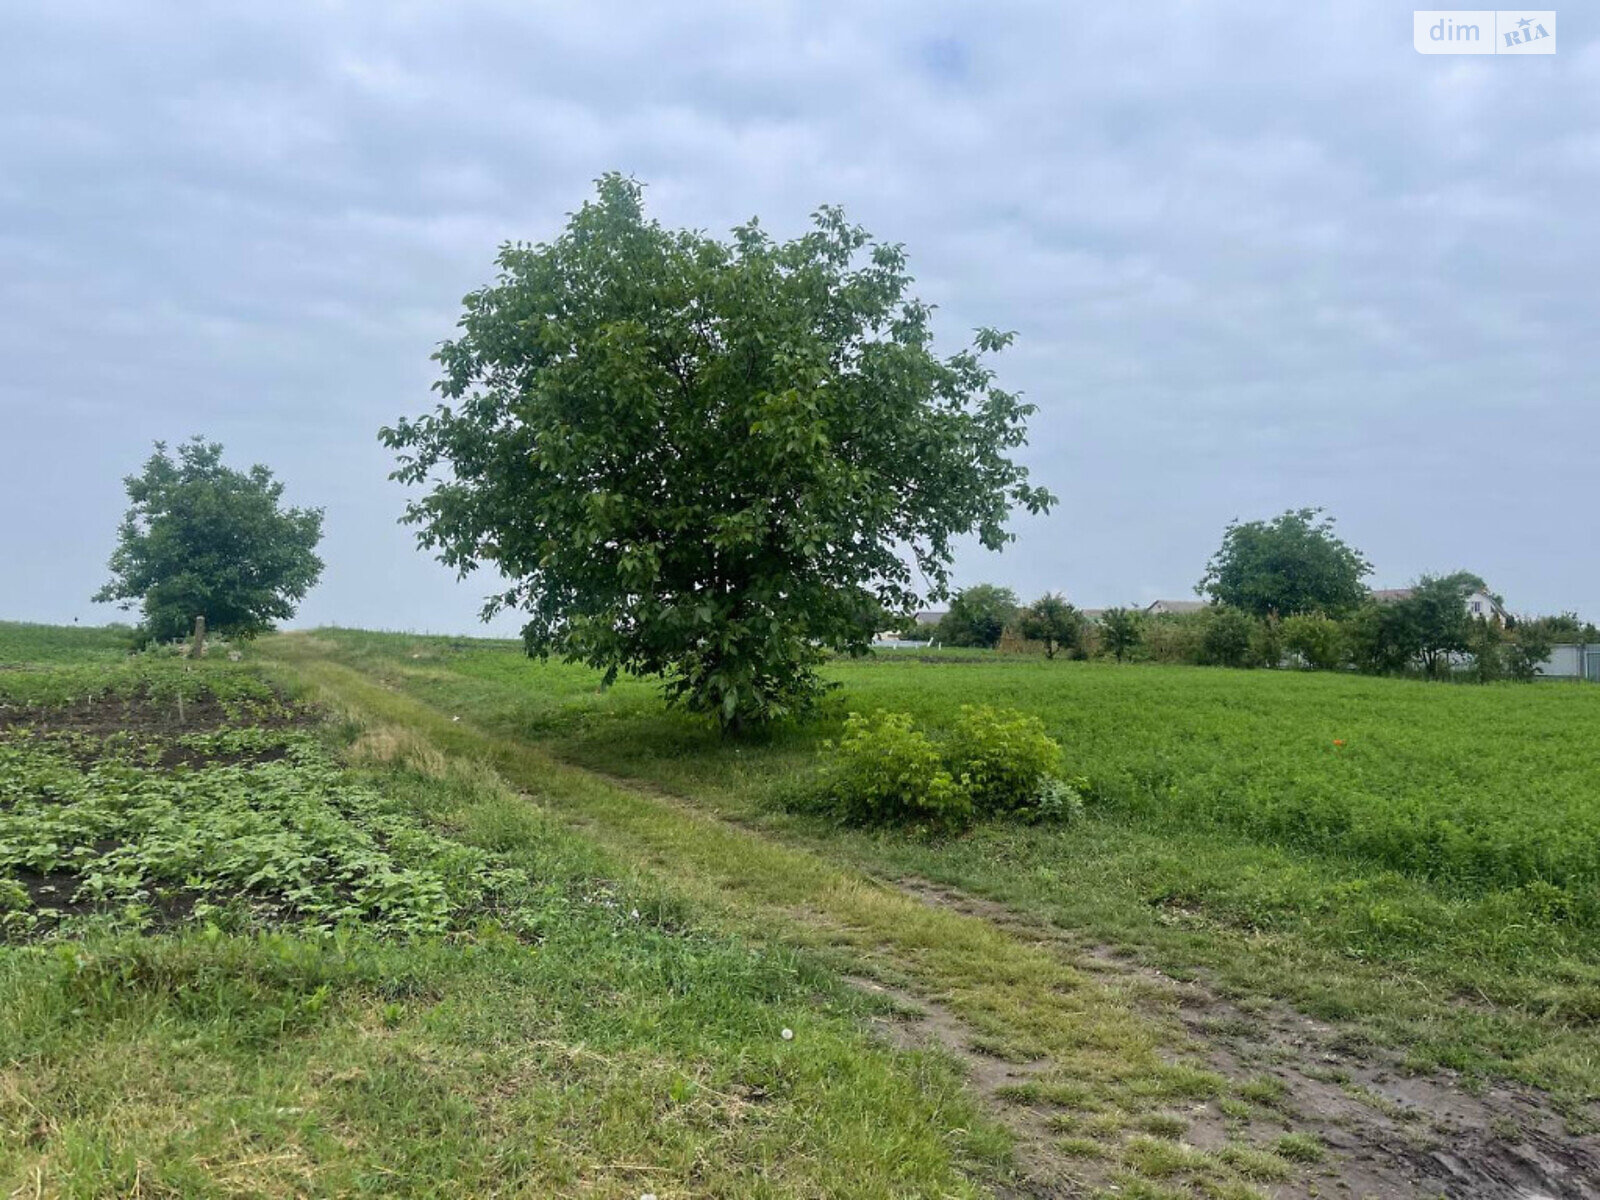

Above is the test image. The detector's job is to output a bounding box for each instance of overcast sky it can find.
[2,2,1594,633]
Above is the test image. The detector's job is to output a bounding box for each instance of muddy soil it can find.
[891,877,1600,1200]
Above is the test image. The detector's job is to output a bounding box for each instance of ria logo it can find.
[1501,13,1552,46]
[1413,10,1556,53]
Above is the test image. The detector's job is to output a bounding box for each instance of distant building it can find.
[871,609,945,648]
[1145,599,1209,616]
[1537,644,1600,681]
[1369,586,1509,627]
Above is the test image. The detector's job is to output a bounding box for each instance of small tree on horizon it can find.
[935,584,1021,649]
[1198,606,1257,668]
[1017,592,1083,659]
[94,437,324,643]
[1404,571,1485,678]
[1199,507,1372,618]
[1281,612,1345,670]
[1100,607,1143,662]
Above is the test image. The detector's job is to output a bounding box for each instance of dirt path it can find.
[546,755,1600,1198]
[893,878,1600,1200]
[274,640,1600,1200]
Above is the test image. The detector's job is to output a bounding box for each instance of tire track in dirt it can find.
[555,758,1600,1197]
[842,974,1079,1199]
[538,762,1600,1198]
[895,876,1600,1200]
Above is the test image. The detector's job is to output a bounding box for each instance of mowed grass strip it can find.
[269,635,1317,1196]
[0,632,1004,1199]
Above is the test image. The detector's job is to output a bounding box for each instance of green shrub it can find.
[1252,614,1285,669]
[944,705,1063,818]
[1282,613,1346,670]
[1507,624,1555,682]
[0,877,28,912]
[823,711,971,828]
[1143,613,1206,664]
[1198,607,1257,668]
[1034,776,1087,823]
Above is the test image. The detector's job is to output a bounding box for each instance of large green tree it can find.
[381,176,1052,731]
[95,438,324,643]
[1347,571,1487,678]
[1198,507,1371,618]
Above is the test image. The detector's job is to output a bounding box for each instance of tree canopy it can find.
[1099,607,1143,662]
[1344,570,1485,677]
[1017,592,1082,659]
[381,176,1053,731]
[1198,507,1371,618]
[934,585,1020,649]
[1396,570,1485,677]
[95,438,324,642]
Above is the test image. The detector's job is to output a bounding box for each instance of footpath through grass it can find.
[0,625,1004,1198]
[267,636,1344,1198]
[304,628,1600,1115]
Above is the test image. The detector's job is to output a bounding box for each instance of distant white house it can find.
[871,610,945,648]
[1369,586,1509,627]
[1145,599,1209,616]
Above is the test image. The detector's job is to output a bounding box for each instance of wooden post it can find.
[192,615,206,659]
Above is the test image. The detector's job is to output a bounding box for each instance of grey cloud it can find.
[1,0,1595,633]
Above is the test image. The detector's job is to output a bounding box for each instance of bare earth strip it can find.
[268,635,1600,1200]
[892,879,1600,1200]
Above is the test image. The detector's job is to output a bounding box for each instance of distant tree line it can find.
[917,509,1593,683]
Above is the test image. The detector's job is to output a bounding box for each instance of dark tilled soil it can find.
[893,876,1600,1200]
[0,689,313,771]
[2,688,317,940]
[0,688,311,736]
[6,866,203,931]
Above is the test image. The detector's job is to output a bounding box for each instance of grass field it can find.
[0,621,132,666]
[303,629,1600,1106]
[8,620,1600,1198]
[0,623,1004,1198]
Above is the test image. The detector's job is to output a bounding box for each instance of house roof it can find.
[1369,586,1509,618]
[1145,599,1209,615]
[912,610,946,626]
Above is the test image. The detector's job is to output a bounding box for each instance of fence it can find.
[1537,644,1600,681]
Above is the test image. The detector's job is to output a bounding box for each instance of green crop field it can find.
[304,630,1600,1101]
[7,621,1600,1198]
